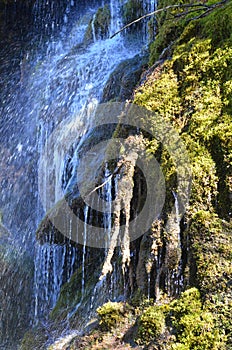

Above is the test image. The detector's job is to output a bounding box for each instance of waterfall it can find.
[173,191,181,243]
[34,237,77,322]
[32,0,148,322]
[109,0,121,36]
[0,0,155,346]
[34,243,67,320]
[66,205,88,320]
[91,13,97,43]
[102,163,113,251]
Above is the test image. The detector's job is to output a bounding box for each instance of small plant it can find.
[136,305,165,345]
[96,301,126,331]
[169,288,224,350]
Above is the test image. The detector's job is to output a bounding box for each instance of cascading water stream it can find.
[165,191,183,296]
[91,14,97,43]
[81,206,88,297]
[0,0,156,346]
[173,191,184,292]
[102,163,112,251]
[66,205,89,320]
[33,0,149,323]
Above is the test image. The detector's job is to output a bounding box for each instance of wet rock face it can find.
[102,54,148,102]
[0,225,33,349]
[0,0,34,96]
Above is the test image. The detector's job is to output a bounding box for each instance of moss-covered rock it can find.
[168,288,225,349]
[132,2,232,348]
[97,301,127,331]
[136,305,165,345]
[26,2,232,349]
[84,4,111,45]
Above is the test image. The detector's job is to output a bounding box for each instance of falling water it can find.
[91,14,97,43]
[32,0,145,321]
[81,206,88,296]
[148,271,151,300]
[34,240,77,321]
[172,191,183,294]
[109,0,121,36]
[173,191,181,236]
[66,206,88,320]
[0,0,154,346]
[102,163,113,251]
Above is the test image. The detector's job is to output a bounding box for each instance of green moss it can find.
[189,215,232,293]
[186,218,232,347]
[134,60,181,120]
[132,2,232,348]
[169,288,202,322]
[135,15,232,218]
[96,301,126,331]
[149,0,194,64]
[136,305,165,345]
[149,0,232,64]
[201,2,232,48]
[149,20,185,64]
[168,288,225,349]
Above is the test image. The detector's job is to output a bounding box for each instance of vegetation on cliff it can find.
[20,1,231,349]
[131,0,232,347]
[67,1,231,348]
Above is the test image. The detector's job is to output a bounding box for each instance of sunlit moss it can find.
[136,305,165,345]
[133,2,232,349]
[97,301,127,331]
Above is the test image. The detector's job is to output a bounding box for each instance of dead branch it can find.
[110,0,229,39]
[86,174,113,198]
[85,162,124,199]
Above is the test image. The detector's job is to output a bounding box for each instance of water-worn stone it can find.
[102,54,148,102]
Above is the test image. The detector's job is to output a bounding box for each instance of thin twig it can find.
[187,8,212,21]
[87,175,113,197]
[110,3,209,38]
[85,162,124,199]
[173,8,206,19]
[110,0,229,39]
